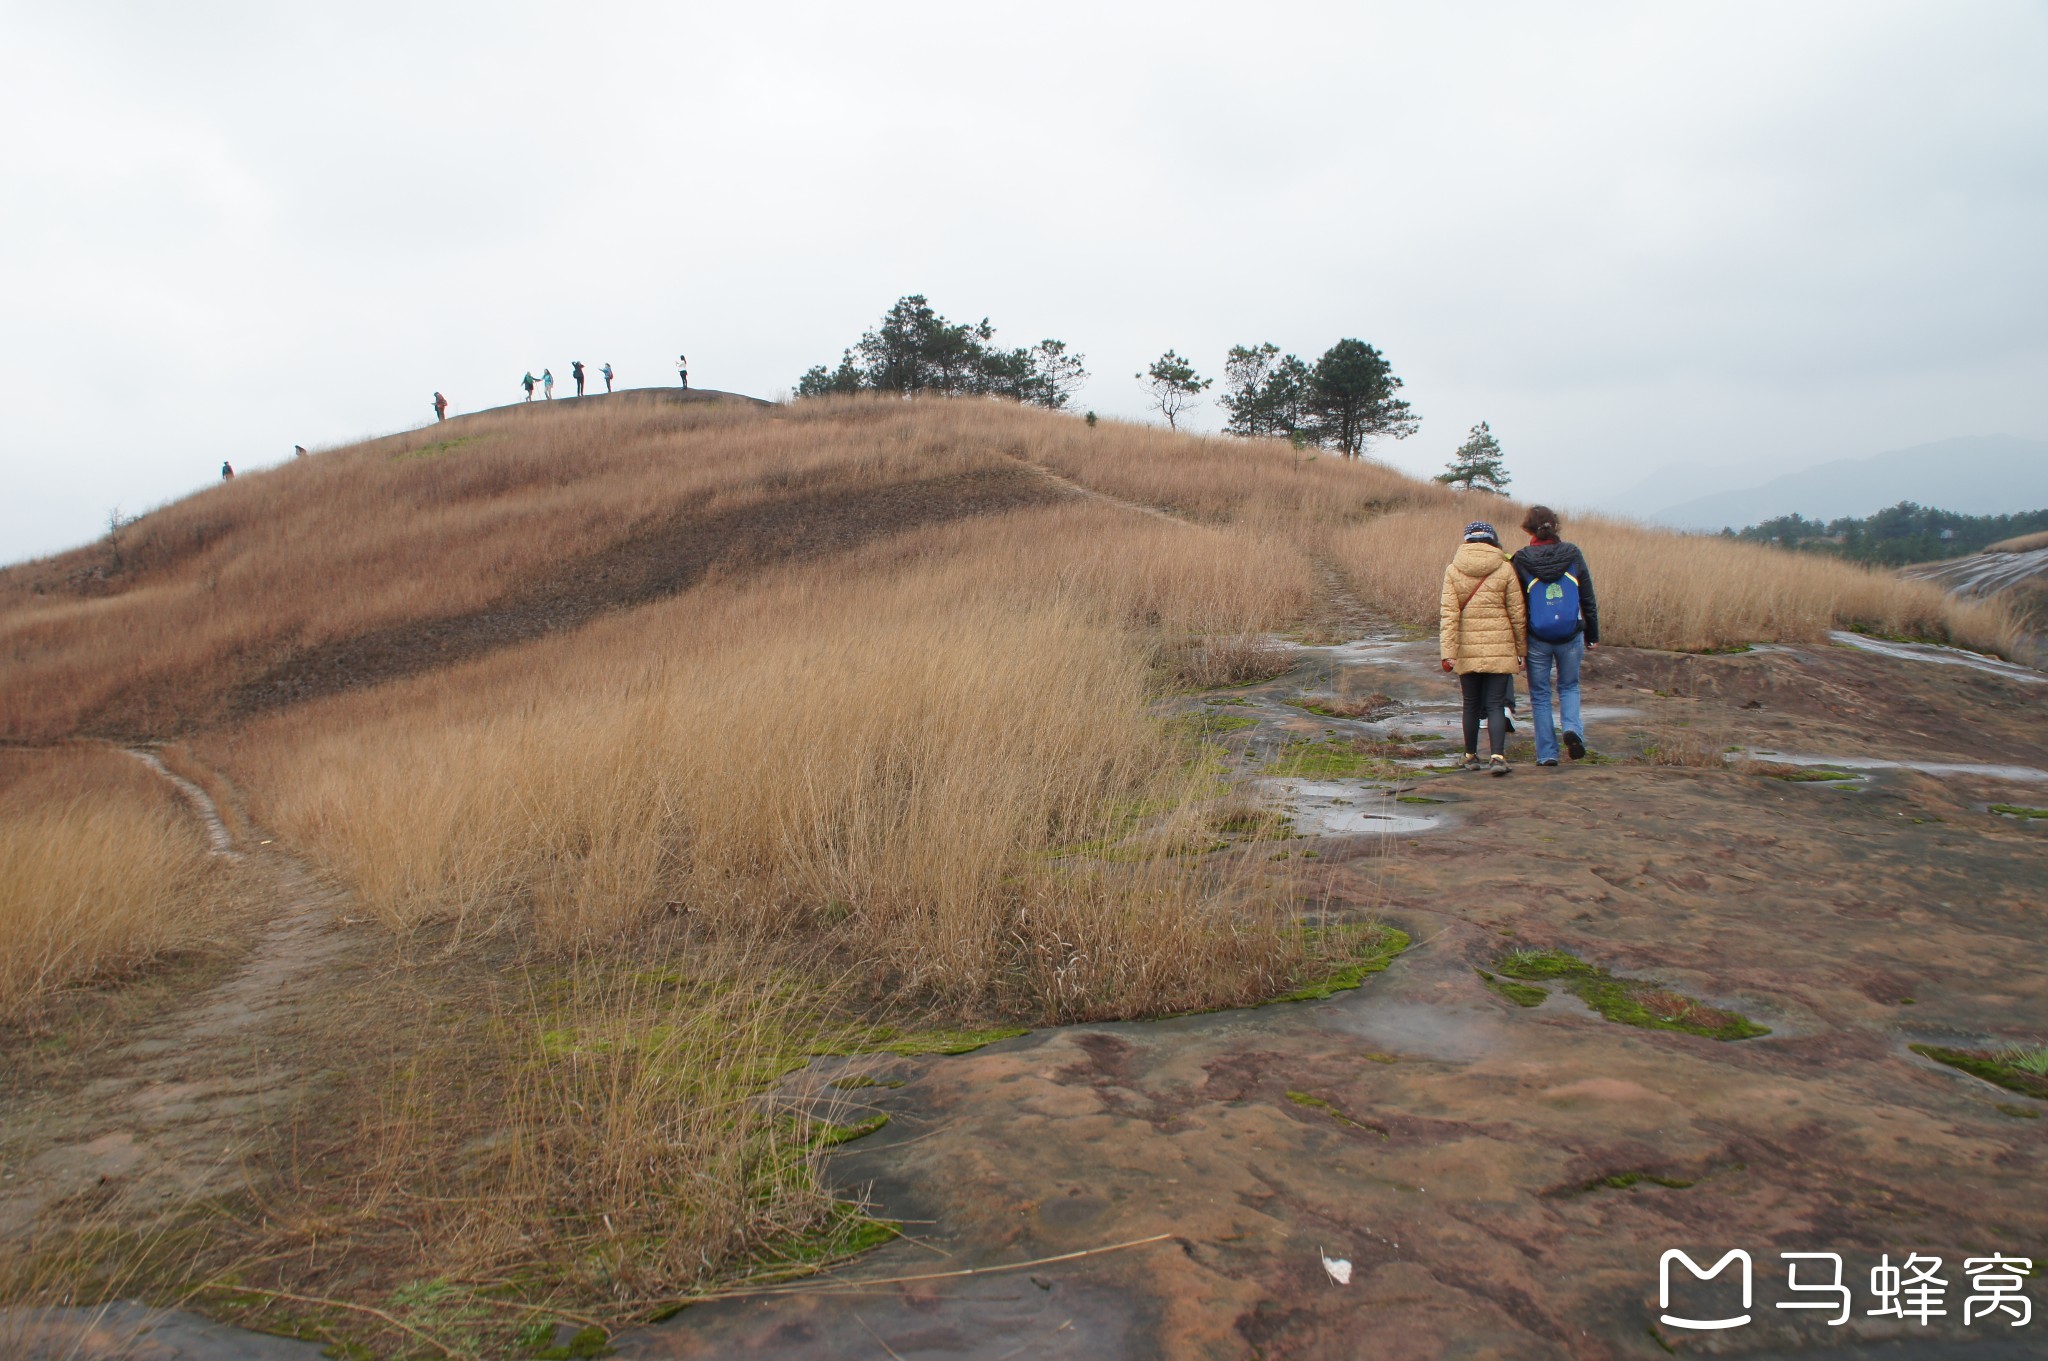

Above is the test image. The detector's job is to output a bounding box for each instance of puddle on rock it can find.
[1829,630,2047,684]
[1741,750,2048,783]
[1261,778,1445,836]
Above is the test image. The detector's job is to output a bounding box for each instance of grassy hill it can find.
[0,394,2028,1353]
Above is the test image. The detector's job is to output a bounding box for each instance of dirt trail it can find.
[122,749,237,857]
[1008,457,1185,525]
[0,752,360,1248]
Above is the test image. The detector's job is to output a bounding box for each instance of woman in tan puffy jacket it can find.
[1439,520,1527,775]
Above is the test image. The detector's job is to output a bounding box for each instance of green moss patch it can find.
[1912,1043,2048,1100]
[1765,767,1861,783]
[1578,1170,1697,1193]
[834,1025,1029,1058]
[1262,738,1407,780]
[1493,949,1769,1040]
[1476,969,1547,1007]
[1215,808,1297,840]
[1166,711,1258,739]
[813,1114,889,1148]
[1268,925,1410,1004]
[1284,1089,1385,1135]
[1396,794,1446,805]
[1287,693,1399,721]
[1991,804,2048,820]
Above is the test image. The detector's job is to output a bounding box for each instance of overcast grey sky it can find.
[4,1,2045,563]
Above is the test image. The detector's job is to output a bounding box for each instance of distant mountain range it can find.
[1614,434,2048,532]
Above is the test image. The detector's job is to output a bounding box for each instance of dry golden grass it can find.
[0,396,1027,741]
[1011,412,1459,528]
[0,747,220,1023]
[1988,528,2048,554]
[1331,503,2016,654]
[212,507,1318,1020]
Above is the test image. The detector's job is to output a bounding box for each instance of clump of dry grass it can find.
[1173,634,1297,688]
[231,567,1312,1019]
[1988,528,2048,554]
[1331,503,2017,654]
[1638,727,1734,768]
[0,748,220,1023]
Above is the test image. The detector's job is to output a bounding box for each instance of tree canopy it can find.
[796,296,1087,408]
[1436,422,1510,494]
[1136,350,1211,430]
[1220,339,1416,456]
[1726,501,2048,566]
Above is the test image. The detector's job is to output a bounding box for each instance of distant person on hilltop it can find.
[221,461,235,480]
[522,372,538,402]
[677,354,688,390]
[433,391,448,422]
[542,368,555,399]
[294,444,307,458]
[572,360,585,396]
[601,362,614,393]
[1440,520,1527,777]
[1511,505,1600,767]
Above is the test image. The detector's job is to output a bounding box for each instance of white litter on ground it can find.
[1321,1251,1353,1285]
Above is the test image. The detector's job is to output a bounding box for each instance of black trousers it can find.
[1461,671,1513,756]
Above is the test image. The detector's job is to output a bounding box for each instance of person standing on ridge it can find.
[221,461,235,480]
[294,445,308,458]
[571,360,585,397]
[542,368,555,399]
[677,354,688,390]
[1439,520,1527,777]
[601,362,614,393]
[433,391,448,422]
[522,372,538,402]
[1511,505,1600,767]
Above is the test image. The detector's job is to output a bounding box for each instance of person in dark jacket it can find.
[1510,505,1599,766]
[571,360,585,396]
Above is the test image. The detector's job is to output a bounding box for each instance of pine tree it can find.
[1436,421,1510,493]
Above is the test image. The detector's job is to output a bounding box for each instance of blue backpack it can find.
[1527,570,1582,643]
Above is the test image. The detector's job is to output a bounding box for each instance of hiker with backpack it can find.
[1440,520,1527,776]
[1511,506,1600,767]
[601,362,614,393]
[433,391,448,422]
[572,360,585,396]
[522,372,538,402]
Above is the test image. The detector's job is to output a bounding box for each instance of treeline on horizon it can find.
[796,295,1423,460]
[1725,502,2048,566]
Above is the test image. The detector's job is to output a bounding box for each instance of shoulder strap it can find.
[1456,571,1491,614]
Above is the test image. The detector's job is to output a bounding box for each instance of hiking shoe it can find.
[1537,758,1559,767]
[1489,755,1510,777]
[1563,731,1586,761]
[1461,754,1483,772]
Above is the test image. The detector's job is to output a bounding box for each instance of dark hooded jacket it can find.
[1510,539,1599,644]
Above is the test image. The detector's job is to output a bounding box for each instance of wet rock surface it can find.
[624,632,2048,1359]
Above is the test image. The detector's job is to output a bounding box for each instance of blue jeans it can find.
[1526,634,1585,763]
